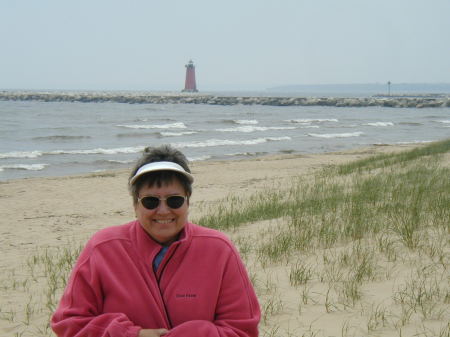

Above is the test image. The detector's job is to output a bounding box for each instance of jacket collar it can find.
[132,220,192,262]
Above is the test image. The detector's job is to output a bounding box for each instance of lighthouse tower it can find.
[182,60,198,92]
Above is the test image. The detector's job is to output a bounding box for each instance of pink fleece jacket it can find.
[51,220,260,337]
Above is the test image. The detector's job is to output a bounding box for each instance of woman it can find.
[51,145,260,337]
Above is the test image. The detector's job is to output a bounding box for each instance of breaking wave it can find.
[173,137,291,149]
[437,120,450,126]
[160,131,198,137]
[50,147,145,155]
[187,155,213,162]
[0,147,145,159]
[308,132,364,139]
[221,119,259,125]
[234,120,259,125]
[225,151,268,157]
[286,118,339,124]
[0,163,48,171]
[365,122,394,127]
[116,122,187,129]
[94,159,135,165]
[216,126,296,133]
[0,151,43,159]
[396,140,433,145]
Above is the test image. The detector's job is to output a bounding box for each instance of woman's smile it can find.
[154,219,175,224]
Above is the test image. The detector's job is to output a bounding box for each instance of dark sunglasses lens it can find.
[166,196,185,209]
[141,197,160,210]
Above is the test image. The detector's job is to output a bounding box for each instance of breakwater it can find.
[1,91,449,108]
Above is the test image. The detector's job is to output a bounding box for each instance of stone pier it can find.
[0,91,448,108]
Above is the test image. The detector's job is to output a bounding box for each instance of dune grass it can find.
[197,139,450,238]
[0,244,82,337]
[197,140,449,260]
[331,138,450,175]
[195,139,449,336]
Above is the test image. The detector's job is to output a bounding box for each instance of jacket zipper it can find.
[155,244,179,329]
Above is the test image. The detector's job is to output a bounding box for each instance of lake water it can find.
[1,99,449,180]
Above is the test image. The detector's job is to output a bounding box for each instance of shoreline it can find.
[0,143,420,184]
[1,91,449,108]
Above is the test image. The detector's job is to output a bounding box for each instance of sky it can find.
[1,0,449,91]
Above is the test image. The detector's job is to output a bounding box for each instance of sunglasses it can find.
[138,195,187,210]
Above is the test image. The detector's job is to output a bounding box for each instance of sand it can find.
[1,143,448,337]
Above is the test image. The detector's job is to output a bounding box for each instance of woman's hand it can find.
[138,328,169,337]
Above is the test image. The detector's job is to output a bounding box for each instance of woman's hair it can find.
[128,145,192,204]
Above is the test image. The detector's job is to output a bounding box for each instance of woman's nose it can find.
[155,200,171,213]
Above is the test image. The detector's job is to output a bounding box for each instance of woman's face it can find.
[135,178,189,245]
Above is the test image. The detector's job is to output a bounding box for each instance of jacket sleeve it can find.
[51,246,142,337]
[166,247,260,337]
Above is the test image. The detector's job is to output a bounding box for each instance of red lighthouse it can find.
[182,60,198,92]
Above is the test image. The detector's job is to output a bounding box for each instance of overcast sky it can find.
[1,0,449,91]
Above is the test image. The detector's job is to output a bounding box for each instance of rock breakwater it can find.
[1,91,449,108]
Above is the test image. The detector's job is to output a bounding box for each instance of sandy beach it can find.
[1,143,448,337]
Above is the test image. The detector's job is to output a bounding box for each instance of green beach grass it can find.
[2,139,449,337]
[198,139,449,236]
[196,139,449,336]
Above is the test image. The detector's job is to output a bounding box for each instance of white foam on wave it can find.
[50,146,145,155]
[116,122,187,129]
[0,146,145,159]
[396,140,433,145]
[160,131,198,137]
[173,136,291,149]
[308,132,364,139]
[234,120,259,125]
[187,155,212,162]
[365,122,394,127]
[216,126,296,133]
[437,120,450,124]
[106,159,134,164]
[0,163,48,171]
[287,118,339,124]
[225,151,267,157]
[0,150,43,159]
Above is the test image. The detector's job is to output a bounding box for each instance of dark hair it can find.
[128,145,192,204]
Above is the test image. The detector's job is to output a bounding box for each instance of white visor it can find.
[130,161,194,185]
